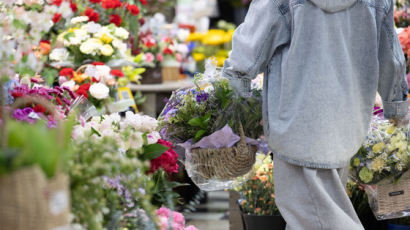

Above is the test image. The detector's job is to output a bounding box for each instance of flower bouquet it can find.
[350,110,410,219]
[49,19,129,67]
[159,62,263,190]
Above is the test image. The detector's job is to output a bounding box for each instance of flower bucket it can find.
[388,224,410,230]
[161,66,180,82]
[141,66,162,84]
[0,166,70,230]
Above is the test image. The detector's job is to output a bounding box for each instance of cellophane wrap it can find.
[158,60,265,191]
[350,110,410,219]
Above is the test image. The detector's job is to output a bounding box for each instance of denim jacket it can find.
[222,0,409,168]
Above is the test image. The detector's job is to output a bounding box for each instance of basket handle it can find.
[237,122,247,148]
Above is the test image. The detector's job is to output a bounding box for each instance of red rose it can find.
[59,68,74,78]
[11,92,23,98]
[102,0,122,9]
[85,7,99,23]
[92,62,105,66]
[70,1,78,12]
[90,0,102,3]
[40,40,50,45]
[53,0,62,6]
[126,4,140,16]
[139,0,147,5]
[110,69,124,78]
[52,13,62,23]
[91,77,99,83]
[33,104,47,113]
[139,17,145,26]
[149,139,179,174]
[163,48,173,55]
[109,14,122,27]
[76,83,91,98]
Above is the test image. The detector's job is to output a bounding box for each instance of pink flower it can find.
[156,53,164,62]
[175,53,182,62]
[145,52,155,63]
[185,226,198,230]
[58,76,68,85]
[150,139,179,174]
[156,206,172,217]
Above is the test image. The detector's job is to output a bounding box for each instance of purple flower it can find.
[164,109,178,121]
[13,107,36,123]
[196,92,208,103]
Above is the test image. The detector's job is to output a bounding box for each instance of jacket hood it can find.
[309,0,356,13]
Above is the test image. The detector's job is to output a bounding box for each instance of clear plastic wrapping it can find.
[350,110,410,219]
[158,61,264,191]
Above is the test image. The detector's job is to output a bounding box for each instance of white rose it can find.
[100,44,114,56]
[114,27,129,40]
[61,80,76,91]
[58,1,73,18]
[50,48,69,62]
[80,38,103,55]
[71,16,89,25]
[112,39,127,53]
[95,65,111,80]
[89,83,109,99]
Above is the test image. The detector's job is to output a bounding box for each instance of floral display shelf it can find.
[128,79,194,116]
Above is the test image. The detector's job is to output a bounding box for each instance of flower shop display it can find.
[395,0,410,28]
[350,110,410,220]
[50,20,130,67]
[156,206,198,230]
[235,153,285,230]
[159,62,263,190]
[0,95,75,230]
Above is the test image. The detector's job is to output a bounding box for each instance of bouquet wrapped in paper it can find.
[350,108,410,219]
[159,61,264,191]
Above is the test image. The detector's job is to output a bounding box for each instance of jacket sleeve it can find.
[378,0,408,119]
[221,0,290,95]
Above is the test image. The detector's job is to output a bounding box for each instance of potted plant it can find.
[235,153,286,230]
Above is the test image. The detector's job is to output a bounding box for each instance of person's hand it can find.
[390,116,410,127]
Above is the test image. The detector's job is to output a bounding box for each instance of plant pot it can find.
[388,224,410,230]
[241,214,286,230]
[141,66,162,84]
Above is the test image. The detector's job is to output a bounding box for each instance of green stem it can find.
[0,78,7,149]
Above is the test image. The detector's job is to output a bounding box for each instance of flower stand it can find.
[141,66,162,84]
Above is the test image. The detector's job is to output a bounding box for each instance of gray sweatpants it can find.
[274,156,364,230]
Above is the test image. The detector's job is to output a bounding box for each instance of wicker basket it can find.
[189,124,257,180]
[369,179,410,218]
[0,167,70,230]
[162,66,180,82]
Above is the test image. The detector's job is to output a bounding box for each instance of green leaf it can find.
[143,144,169,160]
[12,19,26,30]
[194,130,206,142]
[188,118,202,127]
[142,133,148,146]
[63,32,75,41]
[90,127,101,137]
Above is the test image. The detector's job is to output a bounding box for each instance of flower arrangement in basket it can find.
[350,109,410,219]
[158,62,263,190]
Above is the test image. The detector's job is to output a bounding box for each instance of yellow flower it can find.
[73,72,85,83]
[202,30,227,45]
[372,142,385,153]
[370,157,386,173]
[387,126,396,134]
[186,32,205,42]
[192,53,206,62]
[215,56,226,67]
[100,33,113,44]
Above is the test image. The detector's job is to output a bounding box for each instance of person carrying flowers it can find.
[222,0,409,229]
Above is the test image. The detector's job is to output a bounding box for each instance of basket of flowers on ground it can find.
[350,108,410,220]
[158,61,263,191]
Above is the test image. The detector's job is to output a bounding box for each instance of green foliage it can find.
[69,137,157,229]
[151,169,183,208]
[1,116,75,178]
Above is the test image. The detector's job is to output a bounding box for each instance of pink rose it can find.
[145,52,155,63]
[156,53,164,62]
[175,53,182,62]
[156,206,171,217]
[172,211,185,226]
[59,76,68,85]
[185,226,198,230]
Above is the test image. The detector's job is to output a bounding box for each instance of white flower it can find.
[80,38,103,55]
[114,27,129,40]
[95,65,111,80]
[176,44,189,54]
[147,131,161,144]
[177,29,190,42]
[89,83,109,99]
[61,80,76,91]
[50,48,69,62]
[71,16,89,25]
[100,44,114,56]
[58,1,73,18]
[83,21,102,34]
[112,39,127,53]
[123,111,158,132]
